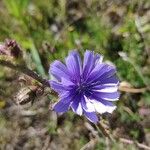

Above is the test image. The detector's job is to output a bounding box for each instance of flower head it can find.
[49,50,119,123]
[0,39,22,58]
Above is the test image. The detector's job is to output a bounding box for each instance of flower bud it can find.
[5,39,22,58]
[0,39,22,59]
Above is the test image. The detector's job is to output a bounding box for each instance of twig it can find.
[42,136,51,150]
[93,124,150,150]
[119,86,147,93]
[84,122,99,138]
[120,138,150,150]
[95,122,112,140]
[87,121,150,149]
[0,60,49,87]
[80,139,98,150]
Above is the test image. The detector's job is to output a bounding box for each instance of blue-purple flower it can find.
[49,50,119,123]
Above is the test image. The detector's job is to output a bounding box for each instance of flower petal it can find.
[93,91,120,101]
[59,90,75,104]
[86,63,107,82]
[91,100,116,114]
[71,100,83,116]
[69,50,82,73]
[61,77,75,86]
[50,81,70,93]
[100,76,119,85]
[50,60,70,81]
[94,54,103,65]
[81,96,95,112]
[65,51,82,82]
[92,84,118,93]
[53,100,70,113]
[83,50,95,79]
[84,111,98,123]
[87,64,116,83]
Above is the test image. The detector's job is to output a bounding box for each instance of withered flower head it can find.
[5,39,22,58]
[14,85,44,105]
[0,39,22,58]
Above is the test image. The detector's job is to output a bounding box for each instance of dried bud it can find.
[0,39,22,58]
[36,87,44,97]
[5,39,22,58]
[0,44,9,55]
[14,85,44,105]
[14,86,37,105]
[18,75,33,86]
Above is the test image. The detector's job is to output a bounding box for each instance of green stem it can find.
[29,39,46,77]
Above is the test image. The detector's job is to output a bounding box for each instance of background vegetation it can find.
[0,0,150,149]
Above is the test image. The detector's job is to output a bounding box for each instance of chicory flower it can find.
[49,50,119,123]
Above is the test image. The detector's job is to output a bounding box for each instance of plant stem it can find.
[0,60,49,87]
[95,122,112,140]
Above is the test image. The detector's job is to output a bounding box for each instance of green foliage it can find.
[143,92,150,106]
[4,0,29,18]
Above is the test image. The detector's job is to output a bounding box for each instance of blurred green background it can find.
[0,0,150,149]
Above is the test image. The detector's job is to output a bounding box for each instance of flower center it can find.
[76,82,90,94]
